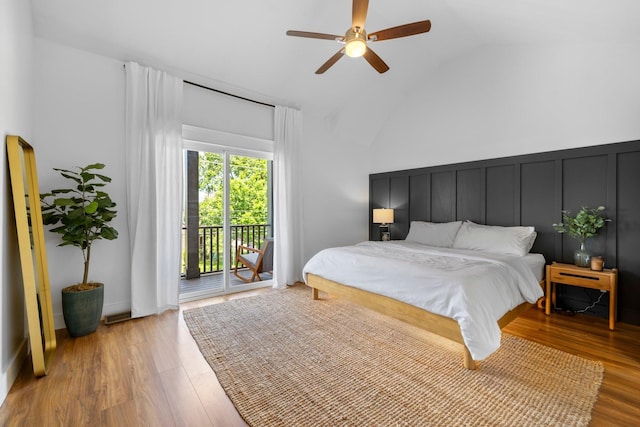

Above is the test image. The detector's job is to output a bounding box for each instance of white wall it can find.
[0,0,34,406]
[183,83,274,140]
[300,112,371,264]
[371,43,640,172]
[34,39,131,326]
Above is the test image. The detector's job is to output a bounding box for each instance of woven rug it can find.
[184,286,603,427]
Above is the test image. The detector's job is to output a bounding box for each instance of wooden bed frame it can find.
[306,273,541,370]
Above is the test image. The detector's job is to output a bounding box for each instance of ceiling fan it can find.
[286,0,431,74]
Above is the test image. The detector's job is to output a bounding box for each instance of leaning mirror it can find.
[6,135,56,376]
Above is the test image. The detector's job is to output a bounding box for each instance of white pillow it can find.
[405,221,463,248]
[452,221,537,256]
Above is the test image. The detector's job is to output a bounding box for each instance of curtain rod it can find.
[122,64,275,108]
[184,80,275,108]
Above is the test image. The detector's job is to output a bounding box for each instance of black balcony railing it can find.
[181,224,271,275]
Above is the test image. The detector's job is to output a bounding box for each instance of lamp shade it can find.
[373,208,394,224]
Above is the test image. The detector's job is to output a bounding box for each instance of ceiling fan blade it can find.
[368,20,431,42]
[286,30,343,41]
[363,48,389,74]
[352,0,369,30]
[315,49,345,74]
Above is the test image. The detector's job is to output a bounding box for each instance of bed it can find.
[302,220,546,370]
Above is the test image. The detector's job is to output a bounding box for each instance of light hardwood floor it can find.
[1,285,639,426]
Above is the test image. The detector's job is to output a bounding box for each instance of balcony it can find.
[180,224,272,300]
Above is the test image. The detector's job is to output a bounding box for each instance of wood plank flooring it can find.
[1,285,638,426]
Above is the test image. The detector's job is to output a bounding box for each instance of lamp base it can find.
[379,224,390,241]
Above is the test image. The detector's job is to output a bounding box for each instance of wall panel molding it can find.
[370,140,640,325]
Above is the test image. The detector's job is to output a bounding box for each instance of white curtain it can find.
[125,62,183,317]
[273,106,303,288]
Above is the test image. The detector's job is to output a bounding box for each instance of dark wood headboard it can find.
[370,140,640,325]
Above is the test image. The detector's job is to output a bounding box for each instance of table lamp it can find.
[373,208,394,241]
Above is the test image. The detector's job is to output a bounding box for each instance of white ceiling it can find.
[31,0,640,117]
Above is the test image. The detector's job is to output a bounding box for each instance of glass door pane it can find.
[180,151,225,300]
[180,149,273,302]
[228,154,273,288]
[197,152,225,290]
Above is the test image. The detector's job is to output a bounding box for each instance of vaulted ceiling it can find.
[31,0,640,121]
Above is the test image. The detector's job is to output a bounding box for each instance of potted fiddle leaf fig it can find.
[40,163,118,337]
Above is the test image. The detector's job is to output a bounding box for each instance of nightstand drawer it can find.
[549,269,613,290]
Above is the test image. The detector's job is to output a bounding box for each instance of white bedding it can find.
[302,241,545,361]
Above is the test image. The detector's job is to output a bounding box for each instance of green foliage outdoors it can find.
[198,153,269,226]
[181,153,270,275]
[40,163,118,284]
[552,206,609,243]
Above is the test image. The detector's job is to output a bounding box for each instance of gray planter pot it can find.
[61,283,104,337]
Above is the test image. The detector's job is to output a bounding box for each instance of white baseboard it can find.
[0,338,28,406]
[54,312,65,330]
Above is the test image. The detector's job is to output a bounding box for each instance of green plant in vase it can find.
[552,206,610,267]
[40,163,118,336]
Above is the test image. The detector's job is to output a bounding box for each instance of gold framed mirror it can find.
[6,135,56,376]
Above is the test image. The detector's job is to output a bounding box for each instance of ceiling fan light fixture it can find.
[344,27,367,58]
[345,39,367,57]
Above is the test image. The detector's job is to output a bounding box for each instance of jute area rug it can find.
[184,285,603,427]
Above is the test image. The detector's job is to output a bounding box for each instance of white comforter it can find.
[302,241,544,360]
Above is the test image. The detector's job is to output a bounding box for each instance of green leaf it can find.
[84,163,105,171]
[59,172,82,184]
[54,198,76,206]
[53,168,76,174]
[101,227,118,240]
[85,201,99,214]
[67,208,84,219]
[50,189,75,195]
[80,172,95,183]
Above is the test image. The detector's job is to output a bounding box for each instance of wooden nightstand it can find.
[545,262,618,330]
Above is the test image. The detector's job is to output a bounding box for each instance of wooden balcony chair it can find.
[234,237,274,283]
